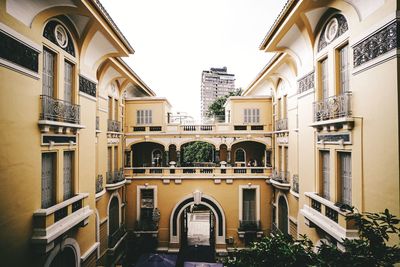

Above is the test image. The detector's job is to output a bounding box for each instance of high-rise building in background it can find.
[200,67,236,120]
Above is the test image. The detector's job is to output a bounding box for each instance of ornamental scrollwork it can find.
[318,14,348,52]
[353,20,399,67]
[79,75,97,97]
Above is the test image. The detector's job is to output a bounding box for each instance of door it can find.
[278,197,288,235]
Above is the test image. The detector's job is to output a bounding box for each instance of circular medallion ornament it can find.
[54,24,68,48]
[325,18,338,43]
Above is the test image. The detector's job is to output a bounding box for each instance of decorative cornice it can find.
[353,20,399,67]
[297,71,314,94]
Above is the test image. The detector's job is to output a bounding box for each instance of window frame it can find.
[136,185,158,221]
[238,185,260,223]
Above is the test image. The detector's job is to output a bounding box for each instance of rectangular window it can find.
[42,153,56,208]
[107,147,112,173]
[114,146,118,171]
[64,61,73,103]
[42,49,55,97]
[321,151,330,200]
[137,110,152,125]
[114,99,118,120]
[339,45,349,94]
[244,109,260,124]
[108,97,113,120]
[63,151,73,200]
[339,152,352,205]
[242,189,256,221]
[321,58,329,99]
[140,189,154,222]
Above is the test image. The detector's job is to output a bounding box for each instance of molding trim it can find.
[79,91,97,102]
[80,242,99,262]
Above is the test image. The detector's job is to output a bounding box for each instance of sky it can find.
[102,0,287,120]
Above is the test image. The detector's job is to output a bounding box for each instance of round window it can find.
[325,18,338,43]
[54,24,68,48]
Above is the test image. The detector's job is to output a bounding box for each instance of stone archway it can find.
[170,193,226,246]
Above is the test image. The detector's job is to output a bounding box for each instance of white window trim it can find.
[238,185,260,221]
[136,185,158,221]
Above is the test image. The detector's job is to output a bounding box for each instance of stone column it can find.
[227,150,231,165]
[165,150,169,166]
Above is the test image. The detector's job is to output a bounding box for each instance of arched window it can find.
[235,148,245,163]
[278,196,288,235]
[109,197,119,235]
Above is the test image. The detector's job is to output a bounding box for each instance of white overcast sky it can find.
[102,0,286,120]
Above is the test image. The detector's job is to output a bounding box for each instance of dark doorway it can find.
[278,196,288,235]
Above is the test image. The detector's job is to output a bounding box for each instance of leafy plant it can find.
[207,88,242,118]
[224,210,400,267]
[182,141,214,163]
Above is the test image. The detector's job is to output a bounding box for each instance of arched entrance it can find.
[278,196,288,235]
[50,247,76,267]
[170,193,226,247]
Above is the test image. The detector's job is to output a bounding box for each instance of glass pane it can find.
[321,151,330,199]
[339,45,349,94]
[64,61,73,102]
[321,58,329,99]
[42,49,54,97]
[63,151,73,200]
[243,189,256,221]
[42,153,55,208]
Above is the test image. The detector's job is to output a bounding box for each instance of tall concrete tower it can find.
[200,67,236,120]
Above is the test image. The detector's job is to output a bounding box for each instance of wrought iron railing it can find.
[271,170,290,183]
[108,224,126,248]
[107,119,121,132]
[313,92,352,122]
[40,95,80,124]
[96,174,103,193]
[106,169,125,184]
[96,116,99,131]
[275,118,288,131]
[134,220,158,231]
[238,220,261,231]
[292,174,299,193]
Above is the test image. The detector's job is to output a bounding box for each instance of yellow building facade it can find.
[244,0,400,247]
[0,0,399,266]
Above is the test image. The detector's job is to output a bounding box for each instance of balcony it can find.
[124,166,271,179]
[39,95,84,133]
[105,169,126,190]
[237,220,263,240]
[270,170,291,190]
[133,219,159,237]
[312,92,354,130]
[275,118,288,131]
[300,192,358,242]
[96,174,104,194]
[32,193,92,253]
[291,174,299,195]
[107,119,121,133]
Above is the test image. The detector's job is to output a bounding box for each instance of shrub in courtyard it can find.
[224,210,400,267]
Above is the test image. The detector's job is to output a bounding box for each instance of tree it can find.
[182,142,214,163]
[223,210,400,267]
[207,88,242,118]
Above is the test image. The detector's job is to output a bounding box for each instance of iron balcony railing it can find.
[106,169,125,184]
[292,174,299,193]
[313,92,352,122]
[107,119,121,132]
[271,170,290,183]
[275,118,288,131]
[238,220,261,231]
[96,174,103,194]
[40,95,80,124]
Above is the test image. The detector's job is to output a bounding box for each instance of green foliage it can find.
[182,142,214,163]
[224,233,316,267]
[316,209,400,267]
[224,210,400,267]
[206,88,242,118]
